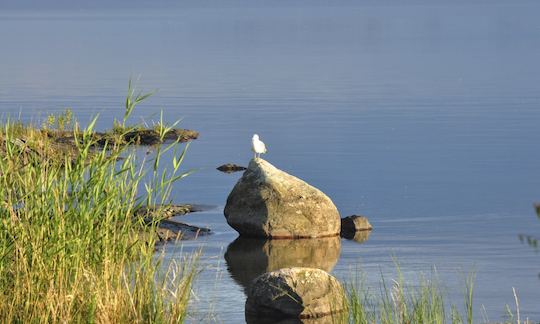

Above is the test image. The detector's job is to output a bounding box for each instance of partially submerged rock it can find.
[340,215,372,243]
[48,127,198,148]
[134,204,211,242]
[217,163,247,173]
[245,267,346,321]
[341,215,372,232]
[224,158,341,238]
[157,219,211,241]
[2,127,199,169]
[135,204,198,224]
[225,237,341,292]
[121,128,198,145]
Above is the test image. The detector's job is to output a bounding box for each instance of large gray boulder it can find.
[245,267,346,321]
[224,158,340,238]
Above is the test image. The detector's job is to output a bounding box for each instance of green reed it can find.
[0,88,196,323]
[344,266,529,324]
[344,268,448,324]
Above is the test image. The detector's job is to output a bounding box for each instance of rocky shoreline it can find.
[4,117,377,322]
[51,127,199,147]
[135,204,212,242]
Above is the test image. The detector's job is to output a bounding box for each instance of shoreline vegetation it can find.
[343,267,532,324]
[0,84,534,323]
[0,84,198,322]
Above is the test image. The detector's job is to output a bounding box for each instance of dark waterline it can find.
[1,2,540,322]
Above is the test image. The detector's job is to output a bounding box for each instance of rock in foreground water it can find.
[224,158,340,238]
[245,267,346,321]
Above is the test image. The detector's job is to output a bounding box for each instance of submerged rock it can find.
[157,219,211,241]
[224,158,341,238]
[245,267,346,321]
[134,204,211,242]
[217,163,247,173]
[136,204,198,223]
[225,237,341,292]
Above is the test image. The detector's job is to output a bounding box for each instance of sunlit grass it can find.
[344,266,529,324]
[0,85,196,323]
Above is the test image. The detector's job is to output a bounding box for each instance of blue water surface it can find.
[1,1,539,321]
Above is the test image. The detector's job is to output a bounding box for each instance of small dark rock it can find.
[340,215,372,235]
[217,163,247,173]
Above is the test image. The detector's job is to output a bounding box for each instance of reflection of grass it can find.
[518,205,540,281]
[0,84,197,322]
[518,205,540,252]
[344,266,528,324]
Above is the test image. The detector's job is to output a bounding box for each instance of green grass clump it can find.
[344,267,530,324]
[345,269,450,324]
[0,89,196,323]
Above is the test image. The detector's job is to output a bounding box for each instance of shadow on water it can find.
[224,236,341,294]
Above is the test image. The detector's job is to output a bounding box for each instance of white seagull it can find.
[252,134,267,159]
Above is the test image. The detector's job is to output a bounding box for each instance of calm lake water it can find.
[1,1,540,322]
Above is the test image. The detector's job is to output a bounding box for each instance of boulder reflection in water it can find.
[224,236,341,293]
